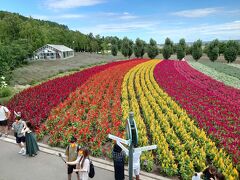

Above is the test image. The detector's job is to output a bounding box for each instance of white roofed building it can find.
[34,44,74,60]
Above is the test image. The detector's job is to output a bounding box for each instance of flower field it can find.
[7,59,239,179]
[7,60,135,126]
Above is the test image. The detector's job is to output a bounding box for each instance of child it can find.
[12,111,26,155]
[21,121,39,157]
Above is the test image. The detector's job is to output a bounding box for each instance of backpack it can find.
[88,159,95,178]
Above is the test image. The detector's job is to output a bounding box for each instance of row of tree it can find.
[110,36,240,64]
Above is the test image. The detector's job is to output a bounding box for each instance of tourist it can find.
[192,172,202,180]
[11,111,26,155]
[112,143,125,180]
[202,165,217,180]
[0,103,11,137]
[133,145,142,180]
[21,121,39,157]
[215,172,225,180]
[65,136,81,180]
[67,147,90,180]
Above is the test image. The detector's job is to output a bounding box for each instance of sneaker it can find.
[0,133,2,137]
[4,133,8,137]
[18,148,24,154]
[22,150,26,156]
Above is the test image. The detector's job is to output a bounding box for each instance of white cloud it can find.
[119,14,137,20]
[58,14,85,19]
[148,21,240,42]
[45,0,105,9]
[97,12,138,20]
[31,14,85,20]
[171,8,221,18]
[76,21,156,34]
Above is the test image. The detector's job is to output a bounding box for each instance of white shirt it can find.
[192,173,202,180]
[0,106,9,121]
[79,158,90,180]
[67,156,90,180]
[133,151,141,169]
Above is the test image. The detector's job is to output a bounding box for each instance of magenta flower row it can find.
[154,60,240,164]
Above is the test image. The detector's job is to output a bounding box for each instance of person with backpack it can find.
[67,147,92,180]
[65,136,81,180]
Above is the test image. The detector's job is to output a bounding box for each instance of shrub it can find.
[147,38,159,59]
[162,38,173,59]
[224,47,238,63]
[224,40,239,63]
[191,40,203,61]
[207,39,219,62]
[177,45,185,60]
[0,87,12,98]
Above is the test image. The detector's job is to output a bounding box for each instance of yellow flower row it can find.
[136,60,193,178]
[122,60,178,175]
[147,60,238,179]
[121,63,154,172]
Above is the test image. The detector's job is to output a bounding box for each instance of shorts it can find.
[134,167,140,176]
[16,136,26,144]
[0,120,8,126]
[68,165,79,174]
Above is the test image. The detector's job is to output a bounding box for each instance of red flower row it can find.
[7,60,135,126]
[154,60,240,164]
[42,59,147,154]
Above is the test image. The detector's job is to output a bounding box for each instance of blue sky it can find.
[1,0,240,43]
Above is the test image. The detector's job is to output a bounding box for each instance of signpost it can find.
[108,112,157,180]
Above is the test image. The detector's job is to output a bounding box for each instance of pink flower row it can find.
[154,60,240,164]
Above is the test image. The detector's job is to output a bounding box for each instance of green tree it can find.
[162,37,173,59]
[177,45,185,60]
[111,38,118,56]
[224,40,239,63]
[121,37,133,58]
[147,38,159,59]
[179,38,186,51]
[177,38,186,60]
[134,38,145,58]
[207,39,219,62]
[191,40,203,61]
[0,45,11,81]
